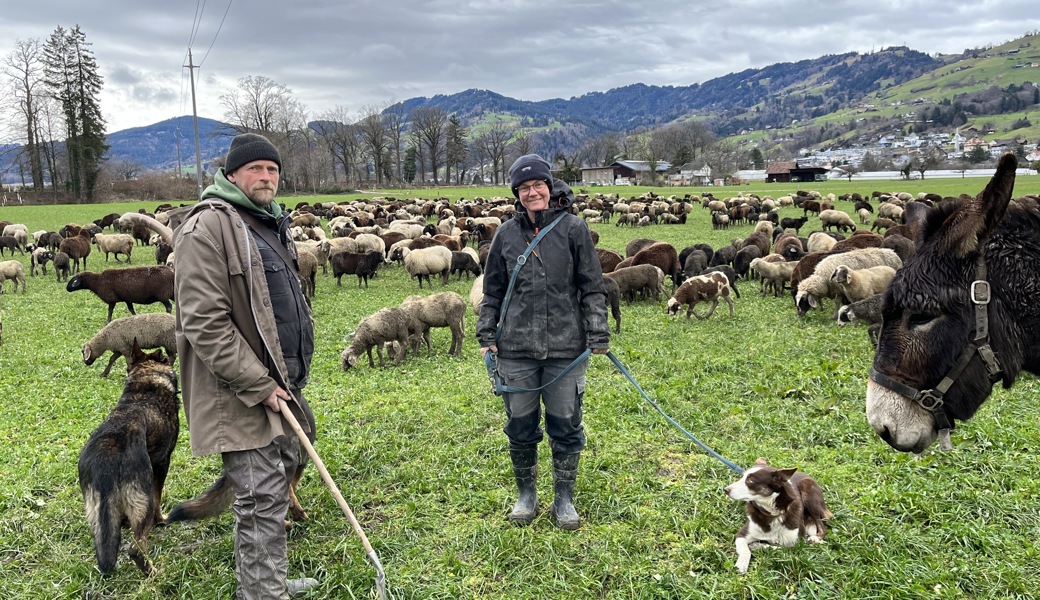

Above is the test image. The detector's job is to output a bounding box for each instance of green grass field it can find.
[0,178,1038,599]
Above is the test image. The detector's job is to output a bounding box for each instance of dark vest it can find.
[237,207,314,389]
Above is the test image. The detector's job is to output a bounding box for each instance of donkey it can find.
[866,153,1040,453]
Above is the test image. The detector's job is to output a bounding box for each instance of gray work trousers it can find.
[498,356,587,454]
[223,435,299,600]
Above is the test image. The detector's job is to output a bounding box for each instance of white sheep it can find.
[402,245,452,288]
[399,291,467,356]
[295,239,329,275]
[93,233,135,263]
[0,260,26,293]
[795,248,902,317]
[320,236,359,258]
[857,208,872,224]
[749,257,797,297]
[819,209,857,233]
[353,233,386,256]
[340,307,416,370]
[82,312,176,377]
[469,274,484,314]
[830,264,897,303]
[806,232,838,253]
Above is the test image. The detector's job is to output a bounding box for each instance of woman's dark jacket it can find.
[476,180,609,359]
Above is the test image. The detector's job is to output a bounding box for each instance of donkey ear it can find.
[941,153,1017,258]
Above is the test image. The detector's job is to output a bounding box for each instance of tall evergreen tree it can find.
[43,25,107,201]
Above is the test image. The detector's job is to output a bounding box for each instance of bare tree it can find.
[358,105,391,187]
[312,106,363,188]
[511,128,532,162]
[472,121,512,184]
[109,157,144,180]
[700,140,743,183]
[3,38,46,191]
[220,75,293,134]
[410,105,448,184]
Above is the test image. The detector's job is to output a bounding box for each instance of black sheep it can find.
[66,265,175,322]
[450,251,482,280]
[0,235,23,256]
[331,250,383,288]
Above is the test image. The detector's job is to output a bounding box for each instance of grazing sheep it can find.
[353,232,386,256]
[795,248,902,317]
[632,242,682,287]
[700,265,742,299]
[0,235,24,256]
[879,233,915,263]
[625,238,660,258]
[597,248,624,273]
[709,245,736,268]
[321,236,359,258]
[806,231,838,253]
[666,272,734,320]
[450,251,482,280]
[0,260,26,293]
[93,233,135,263]
[830,264,897,303]
[30,247,55,276]
[82,313,177,377]
[819,209,857,233]
[402,245,452,288]
[732,245,762,281]
[66,265,175,322]
[399,291,467,356]
[605,264,666,303]
[857,208,872,224]
[330,250,384,288]
[749,257,797,297]
[779,216,809,234]
[870,217,897,232]
[681,249,709,281]
[602,275,622,334]
[340,307,413,369]
[831,230,883,252]
[295,239,329,275]
[836,293,883,346]
[53,251,71,282]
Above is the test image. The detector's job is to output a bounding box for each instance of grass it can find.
[1,179,1039,599]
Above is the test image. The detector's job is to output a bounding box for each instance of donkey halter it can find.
[869,255,1003,432]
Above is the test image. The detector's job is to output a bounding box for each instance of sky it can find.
[2,0,1039,140]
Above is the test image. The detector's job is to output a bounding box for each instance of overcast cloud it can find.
[2,1,1039,139]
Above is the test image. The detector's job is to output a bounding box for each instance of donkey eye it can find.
[907,313,936,328]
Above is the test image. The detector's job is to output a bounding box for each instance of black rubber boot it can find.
[508,446,539,525]
[551,452,581,530]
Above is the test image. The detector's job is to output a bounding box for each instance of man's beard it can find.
[248,186,277,208]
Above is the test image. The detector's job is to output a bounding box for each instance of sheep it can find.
[625,238,660,258]
[450,251,482,280]
[399,291,467,356]
[340,307,414,369]
[321,236,359,258]
[708,245,736,267]
[82,313,177,377]
[830,264,897,303]
[749,257,797,297]
[0,236,24,256]
[819,209,857,233]
[831,230,883,252]
[402,245,452,289]
[604,264,666,303]
[880,233,915,263]
[732,245,762,281]
[602,275,622,334]
[857,208,872,224]
[681,249,708,281]
[296,250,318,300]
[779,216,808,233]
[666,271,734,320]
[870,217,897,232]
[597,248,624,273]
[794,248,902,317]
[53,251,71,282]
[0,260,26,293]
[773,233,805,262]
[700,265,741,299]
[30,247,55,276]
[59,232,92,274]
[66,265,175,322]
[353,233,386,256]
[632,242,682,287]
[93,233,135,263]
[330,250,384,288]
[469,274,484,314]
[806,231,838,253]
[295,239,329,275]
[836,293,883,346]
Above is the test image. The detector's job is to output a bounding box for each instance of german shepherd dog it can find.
[78,341,179,574]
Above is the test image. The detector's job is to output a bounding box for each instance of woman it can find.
[477,154,610,529]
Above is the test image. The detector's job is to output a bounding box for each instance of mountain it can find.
[105,115,237,172]
[5,32,1039,181]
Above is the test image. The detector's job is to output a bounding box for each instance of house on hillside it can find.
[765,160,828,183]
[580,166,616,186]
[963,137,988,153]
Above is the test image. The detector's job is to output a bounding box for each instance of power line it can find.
[199,0,234,68]
[187,0,207,50]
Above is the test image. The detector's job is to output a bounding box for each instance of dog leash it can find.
[606,351,744,475]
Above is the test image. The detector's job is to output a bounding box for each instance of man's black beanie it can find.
[508,154,553,198]
[225,133,282,174]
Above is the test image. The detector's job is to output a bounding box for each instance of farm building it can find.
[765,160,829,183]
[581,160,671,186]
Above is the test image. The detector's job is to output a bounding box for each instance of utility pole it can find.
[175,126,183,176]
[185,48,204,199]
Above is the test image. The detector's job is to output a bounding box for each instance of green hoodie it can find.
[201,168,283,219]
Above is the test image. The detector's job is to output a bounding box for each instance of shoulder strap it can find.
[495,212,567,346]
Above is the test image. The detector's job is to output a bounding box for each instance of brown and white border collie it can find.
[724,457,833,573]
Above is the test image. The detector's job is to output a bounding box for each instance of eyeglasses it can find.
[517,181,548,195]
